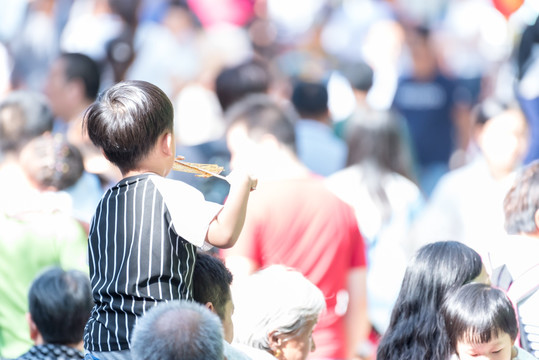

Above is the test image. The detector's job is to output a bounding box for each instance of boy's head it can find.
[83,80,174,174]
[442,283,518,360]
[20,133,84,191]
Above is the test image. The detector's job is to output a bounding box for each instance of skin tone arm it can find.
[206,170,257,249]
[346,267,371,360]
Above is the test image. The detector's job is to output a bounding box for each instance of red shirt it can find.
[224,176,366,358]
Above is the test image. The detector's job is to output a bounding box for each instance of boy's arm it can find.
[206,170,257,249]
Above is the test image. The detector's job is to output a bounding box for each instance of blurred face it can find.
[44,58,72,120]
[221,297,234,343]
[478,110,528,174]
[277,318,317,360]
[456,332,514,360]
[226,123,259,172]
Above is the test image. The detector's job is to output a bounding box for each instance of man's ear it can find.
[534,209,539,232]
[26,313,39,343]
[205,302,216,314]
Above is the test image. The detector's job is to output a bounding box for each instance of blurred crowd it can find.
[1,0,539,359]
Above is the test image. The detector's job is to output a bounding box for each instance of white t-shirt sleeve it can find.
[150,175,222,249]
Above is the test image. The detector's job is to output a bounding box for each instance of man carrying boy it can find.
[82,80,256,360]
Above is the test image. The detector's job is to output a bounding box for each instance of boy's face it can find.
[456,332,514,360]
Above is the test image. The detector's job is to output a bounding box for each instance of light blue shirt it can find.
[295,119,347,177]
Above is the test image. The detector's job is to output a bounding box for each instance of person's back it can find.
[326,109,424,335]
[222,95,368,359]
[0,212,88,359]
[291,79,347,177]
[0,91,88,359]
[82,80,255,358]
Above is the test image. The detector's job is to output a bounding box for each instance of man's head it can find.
[131,300,224,360]
[225,94,298,173]
[504,160,539,235]
[473,98,528,178]
[44,52,100,120]
[83,80,174,174]
[192,251,234,342]
[27,267,93,346]
[290,79,329,122]
[0,90,54,157]
[215,58,271,112]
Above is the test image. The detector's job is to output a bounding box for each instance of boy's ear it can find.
[534,209,539,232]
[160,132,174,156]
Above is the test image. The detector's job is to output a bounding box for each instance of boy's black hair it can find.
[442,283,519,351]
[192,251,233,321]
[83,80,174,173]
[28,267,93,345]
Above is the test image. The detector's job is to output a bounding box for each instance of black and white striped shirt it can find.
[84,174,222,351]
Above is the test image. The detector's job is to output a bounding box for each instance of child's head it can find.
[442,283,518,360]
[83,80,174,174]
[20,133,84,191]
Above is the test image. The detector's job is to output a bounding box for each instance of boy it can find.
[441,283,536,360]
[82,80,256,359]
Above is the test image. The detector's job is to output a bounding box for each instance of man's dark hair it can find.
[83,80,174,173]
[60,52,101,100]
[290,79,328,119]
[340,61,374,92]
[504,160,539,234]
[192,252,233,321]
[215,58,271,112]
[226,94,297,153]
[28,267,93,345]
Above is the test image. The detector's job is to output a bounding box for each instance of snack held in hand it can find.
[173,156,225,179]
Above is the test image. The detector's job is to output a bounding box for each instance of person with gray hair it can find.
[130,300,224,360]
[231,265,326,360]
[0,90,54,160]
[489,159,539,358]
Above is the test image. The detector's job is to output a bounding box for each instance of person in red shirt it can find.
[222,94,369,359]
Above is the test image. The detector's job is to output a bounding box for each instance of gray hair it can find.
[231,265,326,352]
[131,300,224,360]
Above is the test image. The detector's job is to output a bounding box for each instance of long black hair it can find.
[377,241,483,360]
[345,109,416,222]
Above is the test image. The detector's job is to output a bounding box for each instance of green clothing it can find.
[0,211,88,359]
